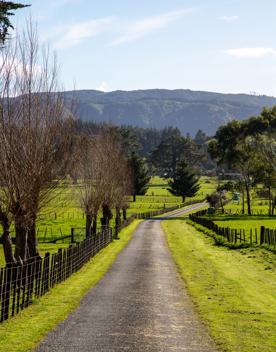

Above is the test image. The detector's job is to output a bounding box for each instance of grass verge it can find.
[162,218,276,352]
[0,219,142,352]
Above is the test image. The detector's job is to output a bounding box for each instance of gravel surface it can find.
[35,204,218,352]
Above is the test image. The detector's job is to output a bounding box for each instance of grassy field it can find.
[2,175,272,265]
[213,214,276,230]
[200,213,276,245]
[162,218,276,352]
[0,176,214,249]
[145,175,217,200]
[0,220,141,352]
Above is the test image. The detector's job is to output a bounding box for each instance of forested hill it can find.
[64,89,276,136]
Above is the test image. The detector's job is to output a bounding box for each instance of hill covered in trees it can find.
[64,89,276,136]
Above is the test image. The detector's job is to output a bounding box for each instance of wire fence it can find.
[0,228,112,323]
[0,199,205,324]
[189,209,276,249]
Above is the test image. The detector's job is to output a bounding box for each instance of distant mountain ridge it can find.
[64,89,276,136]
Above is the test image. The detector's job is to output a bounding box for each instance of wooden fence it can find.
[189,210,276,249]
[0,199,205,324]
[0,228,112,323]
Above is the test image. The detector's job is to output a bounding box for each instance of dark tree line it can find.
[73,120,215,174]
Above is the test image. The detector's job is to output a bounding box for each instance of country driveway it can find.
[35,203,218,352]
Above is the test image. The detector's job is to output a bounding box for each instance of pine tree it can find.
[0,1,29,43]
[168,161,200,202]
[129,152,150,202]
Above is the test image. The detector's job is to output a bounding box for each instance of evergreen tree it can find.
[129,152,150,202]
[168,161,200,202]
[0,1,29,43]
[150,133,201,178]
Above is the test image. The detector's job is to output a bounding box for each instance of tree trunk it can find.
[268,185,272,216]
[0,211,16,264]
[219,193,225,214]
[92,212,98,235]
[115,207,121,239]
[241,187,245,214]
[85,213,92,238]
[245,179,251,215]
[101,204,113,227]
[14,219,28,262]
[27,219,40,258]
[2,230,16,264]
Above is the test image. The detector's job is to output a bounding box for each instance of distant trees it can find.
[150,130,201,178]
[72,121,215,174]
[206,191,227,211]
[168,161,199,202]
[129,152,150,202]
[208,107,276,215]
[0,1,29,43]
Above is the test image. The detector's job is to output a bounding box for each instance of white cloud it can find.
[96,81,110,92]
[54,17,115,49]
[219,15,239,22]
[111,8,194,46]
[226,47,276,57]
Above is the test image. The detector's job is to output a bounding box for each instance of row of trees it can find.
[76,130,133,238]
[0,25,74,263]
[0,24,150,265]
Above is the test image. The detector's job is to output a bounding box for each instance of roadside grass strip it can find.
[162,219,276,352]
[0,220,141,352]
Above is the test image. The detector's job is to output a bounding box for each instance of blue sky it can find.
[15,0,276,95]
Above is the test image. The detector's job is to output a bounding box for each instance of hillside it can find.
[64,89,276,136]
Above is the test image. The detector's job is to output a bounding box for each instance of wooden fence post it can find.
[260,226,265,245]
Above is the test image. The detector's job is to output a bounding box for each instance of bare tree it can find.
[0,22,73,263]
[77,128,132,237]
[76,134,106,237]
[95,130,131,229]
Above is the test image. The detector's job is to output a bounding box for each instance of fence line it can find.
[0,228,112,323]
[225,208,271,216]
[0,199,204,324]
[189,210,276,249]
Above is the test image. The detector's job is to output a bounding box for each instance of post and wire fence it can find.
[0,199,205,324]
[0,228,112,323]
[189,209,276,249]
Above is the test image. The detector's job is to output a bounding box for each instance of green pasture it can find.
[0,176,221,265]
[213,215,276,231]
[163,218,276,352]
[210,214,276,244]
[0,176,180,265]
[10,176,216,242]
[224,200,272,214]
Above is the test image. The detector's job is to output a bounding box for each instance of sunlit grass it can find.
[163,218,276,352]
